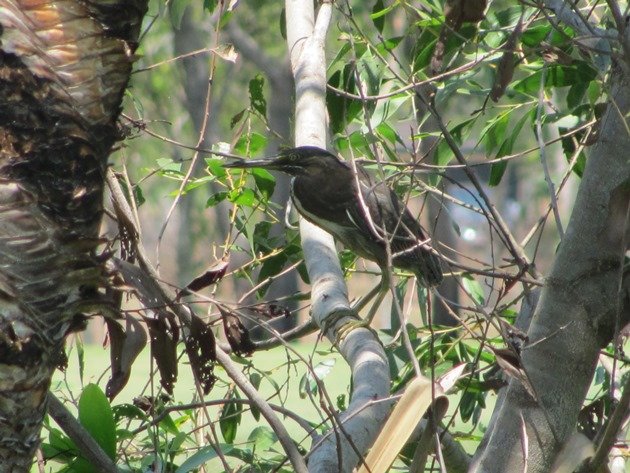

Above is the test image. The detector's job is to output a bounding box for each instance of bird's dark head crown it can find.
[223,146,346,176]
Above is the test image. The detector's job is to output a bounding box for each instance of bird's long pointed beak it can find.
[223,157,280,170]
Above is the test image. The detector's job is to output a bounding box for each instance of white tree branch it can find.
[284,1,391,471]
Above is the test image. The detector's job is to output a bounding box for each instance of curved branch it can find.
[226,20,290,86]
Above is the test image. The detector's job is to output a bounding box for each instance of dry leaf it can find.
[184,313,217,395]
[145,313,179,394]
[249,301,291,319]
[211,44,238,63]
[490,15,523,102]
[357,376,448,473]
[106,316,148,399]
[179,256,229,297]
[219,306,255,357]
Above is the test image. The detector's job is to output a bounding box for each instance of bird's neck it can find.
[290,167,356,221]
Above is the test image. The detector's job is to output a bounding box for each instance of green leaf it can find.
[44,427,78,461]
[389,280,407,332]
[279,8,287,39]
[207,191,228,207]
[489,161,508,186]
[337,394,347,411]
[76,339,85,384]
[133,184,145,207]
[587,80,601,105]
[249,373,262,421]
[514,63,597,96]
[229,188,256,207]
[434,118,476,166]
[112,404,147,423]
[219,10,232,28]
[235,211,257,254]
[252,167,275,199]
[206,158,227,178]
[299,359,336,398]
[78,384,116,460]
[521,24,551,47]
[327,66,361,133]
[257,254,288,296]
[375,36,404,56]
[489,110,532,186]
[68,457,98,472]
[182,175,216,194]
[233,132,267,156]
[480,110,511,155]
[492,5,523,27]
[203,0,218,13]
[370,94,409,126]
[175,444,233,473]
[329,42,352,70]
[170,431,188,454]
[567,81,588,110]
[413,35,437,73]
[462,274,484,306]
[375,122,399,144]
[559,126,587,177]
[249,75,267,117]
[247,426,277,452]
[220,393,242,444]
[371,0,386,33]
[159,413,180,436]
[358,51,383,96]
[156,158,183,174]
[252,220,274,253]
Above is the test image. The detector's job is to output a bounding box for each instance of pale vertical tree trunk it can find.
[283,2,391,471]
[0,0,147,469]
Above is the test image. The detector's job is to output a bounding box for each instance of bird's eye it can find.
[290,153,298,161]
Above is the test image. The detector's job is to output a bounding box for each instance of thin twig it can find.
[107,170,308,473]
[535,65,565,239]
[129,398,315,438]
[419,97,540,279]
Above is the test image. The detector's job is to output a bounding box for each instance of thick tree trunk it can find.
[0,1,146,469]
[471,69,630,473]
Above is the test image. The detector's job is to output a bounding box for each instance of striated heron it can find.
[224,146,442,331]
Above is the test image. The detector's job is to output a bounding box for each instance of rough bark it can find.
[470,69,630,473]
[0,0,147,469]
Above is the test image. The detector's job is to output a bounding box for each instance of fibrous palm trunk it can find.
[0,1,147,470]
